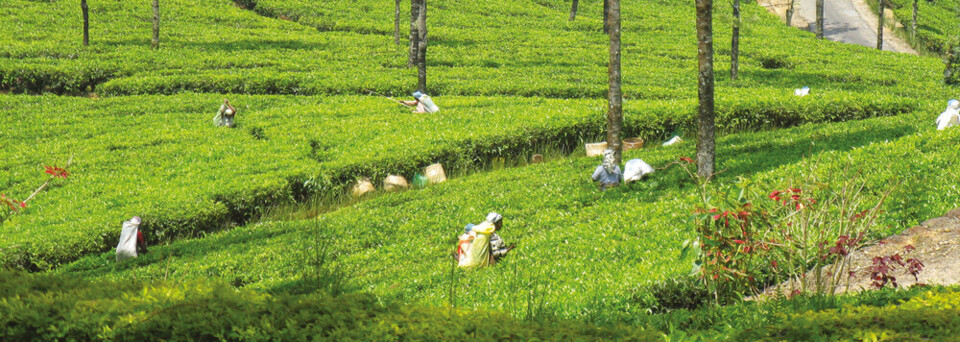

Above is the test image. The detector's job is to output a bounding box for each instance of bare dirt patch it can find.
[761,208,960,297]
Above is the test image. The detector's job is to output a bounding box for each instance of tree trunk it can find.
[945,43,960,85]
[877,0,884,50]
[569,0,579,21]
[785,0,795,27]
[603,0,610,33]
[394,0,401,45]
[816,0,824,39]
[695,0,716,178]
[408,0,420,67]
[416,0,428,92]
[731,0,740,80]
[912,0,918,39]
[81,0,89,46]
[606,0,623,164]
[151,0,160,49]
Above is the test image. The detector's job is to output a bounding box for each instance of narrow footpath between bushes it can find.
[758,0,918,54]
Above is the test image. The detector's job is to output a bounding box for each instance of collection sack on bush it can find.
[115,216,143,262]
[623,159,655,183]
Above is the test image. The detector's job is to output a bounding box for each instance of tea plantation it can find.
[4,0,960,339]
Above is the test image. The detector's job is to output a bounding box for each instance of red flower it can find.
[708,208,718,213]
[44,166,69,179]
[790,188,802,193]
[732,239,746,244]
[18,201,26,209]
[791,195,800,200]
[680,157,694,163]
[713,214,722,220]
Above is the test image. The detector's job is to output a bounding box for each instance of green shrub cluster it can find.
[62,109,960,322]
[0,91,916,271]
[0,0,948,98]
[6,270,960,340]
[0,270,661,341]
[877,0,960,55]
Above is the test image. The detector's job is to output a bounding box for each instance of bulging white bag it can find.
[116,217,141,262]
[623,159,655,183]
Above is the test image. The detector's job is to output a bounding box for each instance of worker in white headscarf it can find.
[399,91,440,113]
[214,99,237,127]
[936,99,960,130]
[591,149,622,191]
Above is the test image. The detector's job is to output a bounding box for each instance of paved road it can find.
[797,0,899,52]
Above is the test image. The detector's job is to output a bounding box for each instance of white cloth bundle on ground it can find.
[116,218,140,262]
[623,159,655,183]
[794,87,810,97]
[662,136,682,147]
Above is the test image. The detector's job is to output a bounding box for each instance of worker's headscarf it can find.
[602,149,616,173]
[486,212,502,224]
[412,91,424,99]
[129,216,141,225]
[948,99,960,111]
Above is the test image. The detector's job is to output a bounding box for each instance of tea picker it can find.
[116,216,149,262]
[398,91,440,113]
[936,99,960,130]
[213,99,237,127]
[457,212,514,268]
[591,149,622,191]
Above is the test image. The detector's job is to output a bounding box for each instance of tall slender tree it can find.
[394,0,401,45]
[816,0,824,39]
[731,0,740,80]
[911,0,918,39]
[408,0,421,67]
[416,0,428,92]
[606,0,623,164]
[696,0,716,178]
[603,0,611,33]
[151,0,160,49]
[877,0,885,50]
[81,0,89,46]
[785,0,796,27]
[569,0,579,21]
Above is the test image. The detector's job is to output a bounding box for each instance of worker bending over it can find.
[399,91,440,113]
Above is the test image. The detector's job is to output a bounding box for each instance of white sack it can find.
[623,159,655,183]
[116,220,140,262]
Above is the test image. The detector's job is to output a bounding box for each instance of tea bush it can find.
[872,0,960,55]
[61,109,960,322]
[7,267,960,340]
[0,91,916,271]
[0,0,950,98]
[0,270,662,341]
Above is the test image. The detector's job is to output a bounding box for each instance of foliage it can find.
[59,110,960,323]
[0,0,950,98]
[872,0,960,55]
[0,91,916,270]
[0,270,662,341]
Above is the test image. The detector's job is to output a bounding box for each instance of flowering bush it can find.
[682,161,898,298]
[1,162,71,225]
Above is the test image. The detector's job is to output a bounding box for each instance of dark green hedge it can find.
[0,271,660,341]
